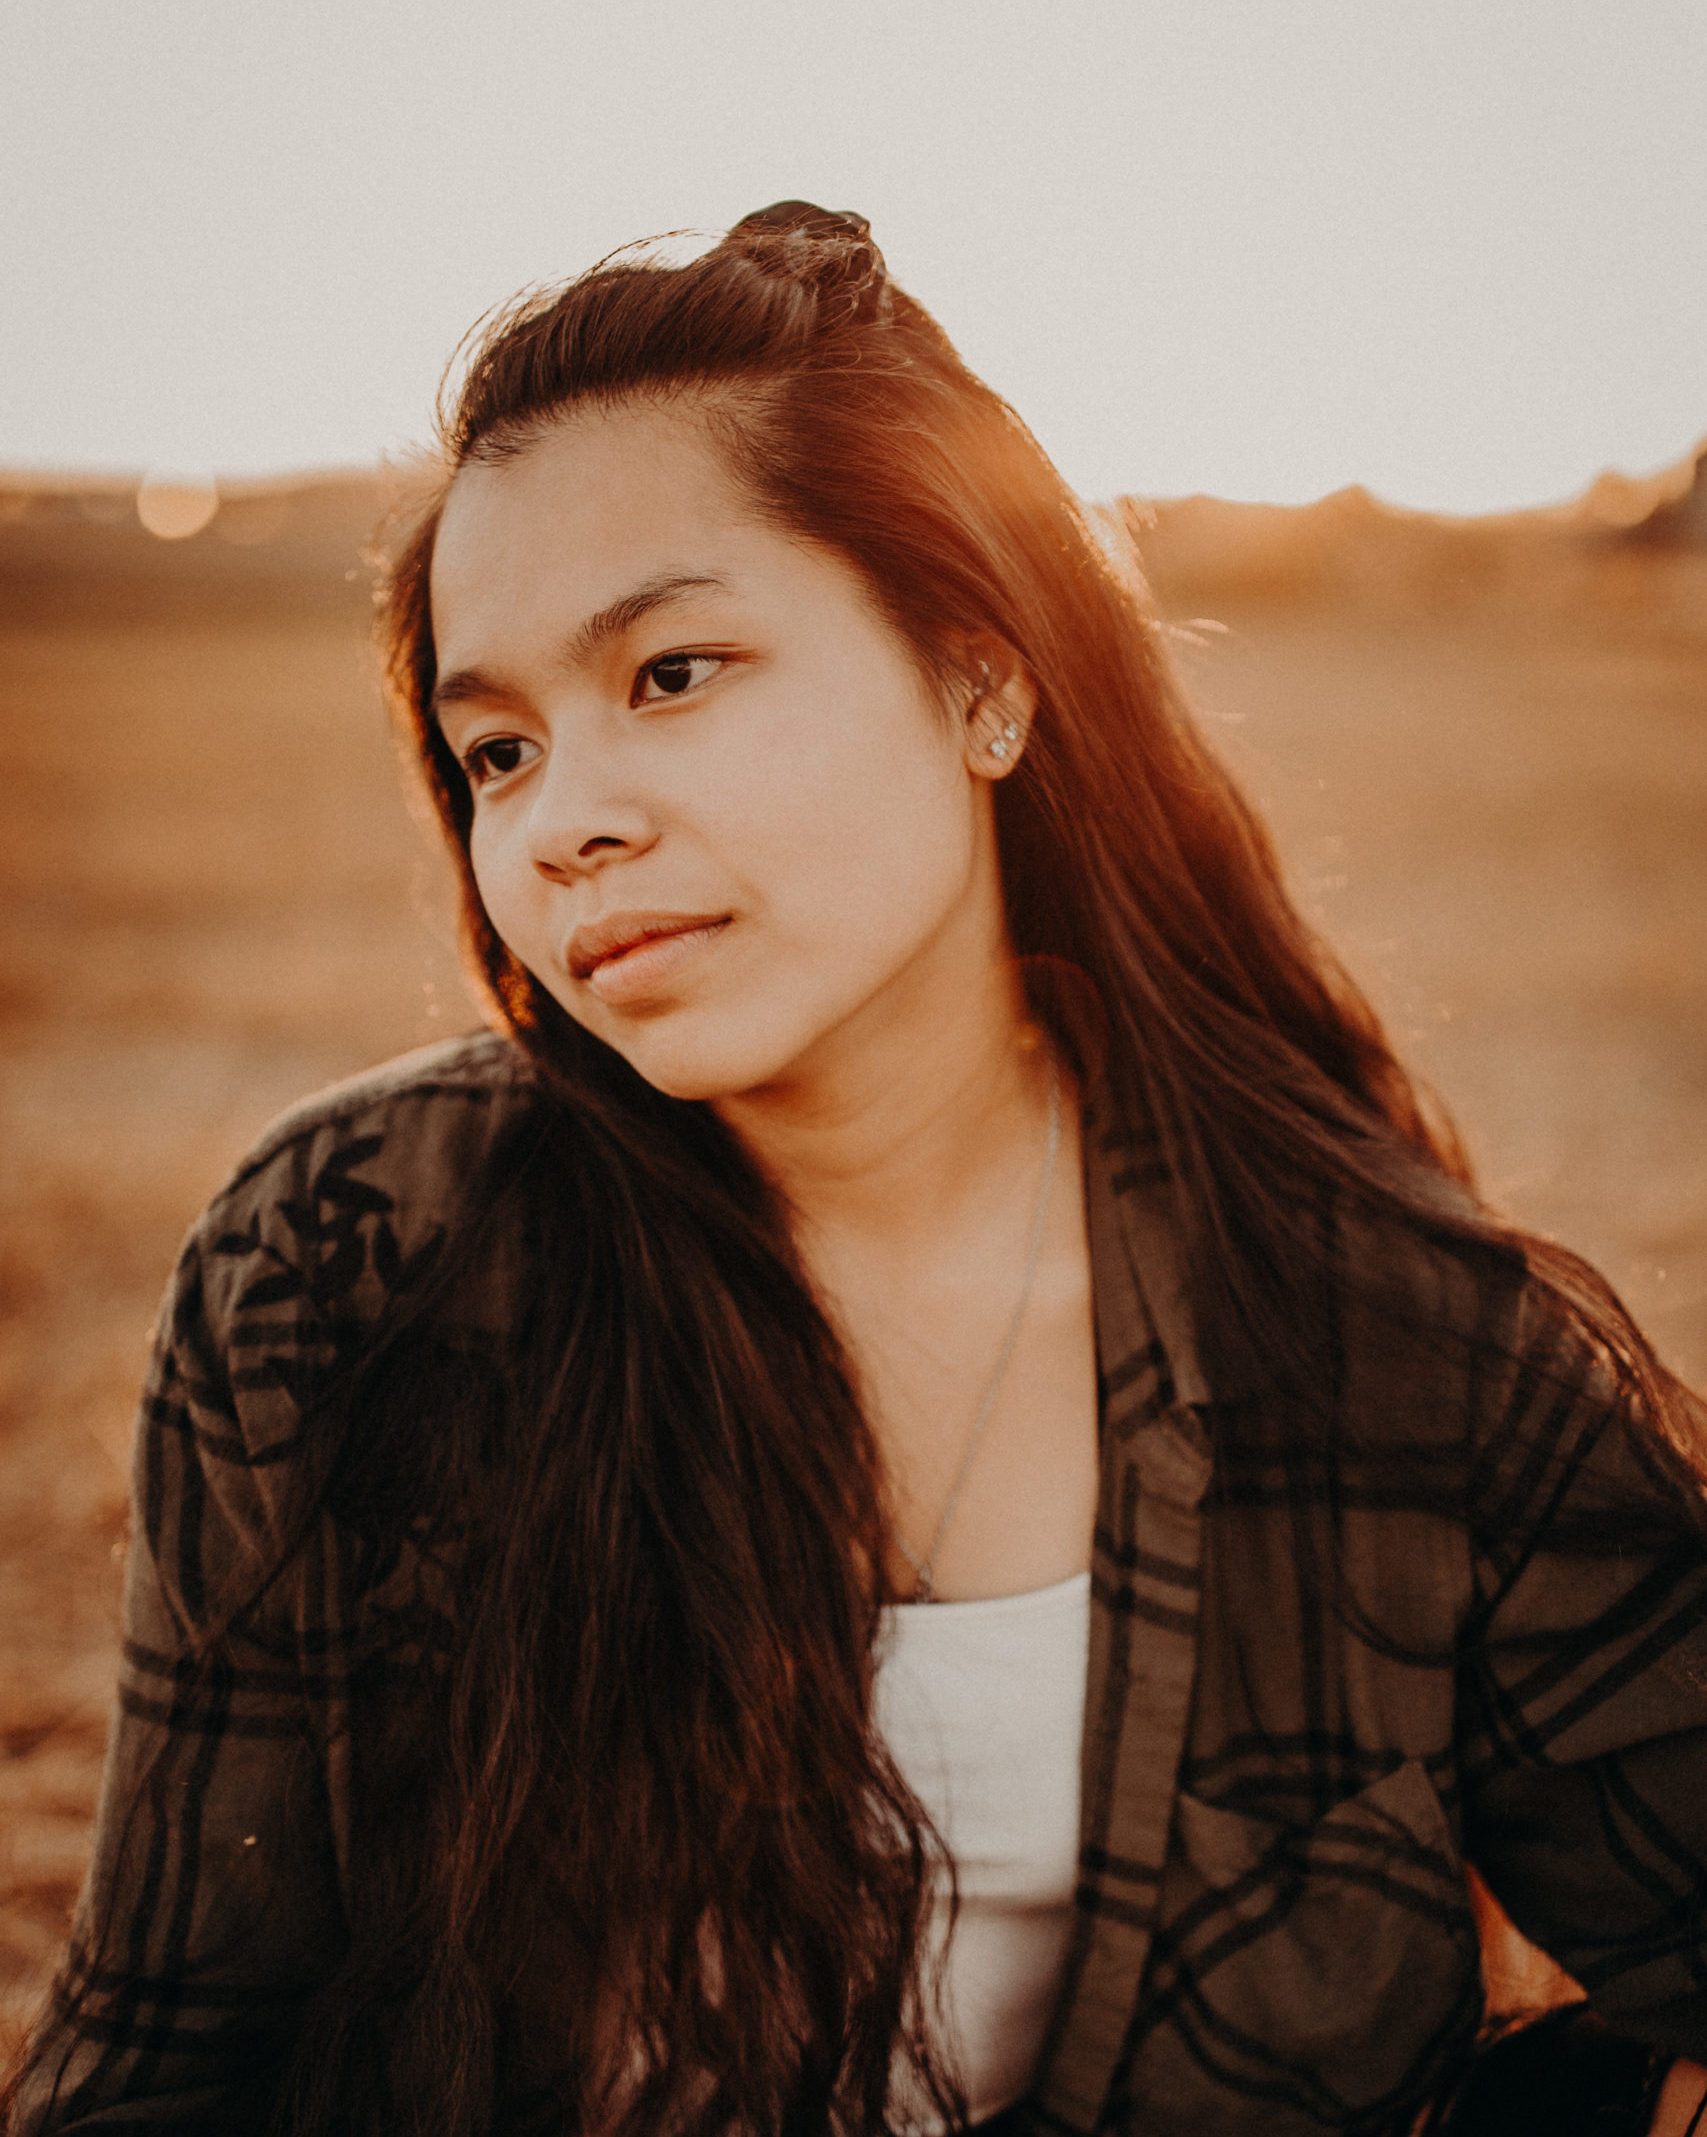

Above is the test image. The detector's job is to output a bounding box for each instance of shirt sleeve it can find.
[9,1225,351,2132]
[1458,1280,1707,2064]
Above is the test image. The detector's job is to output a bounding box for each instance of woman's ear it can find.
[957,637,1039,780]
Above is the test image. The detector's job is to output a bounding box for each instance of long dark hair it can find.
[21,203,1697,2137]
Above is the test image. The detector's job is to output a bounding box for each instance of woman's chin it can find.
[599,1022,810,1108]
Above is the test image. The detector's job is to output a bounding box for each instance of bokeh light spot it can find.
[136,472,218,541]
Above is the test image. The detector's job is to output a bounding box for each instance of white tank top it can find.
[872,1570,1091,2131]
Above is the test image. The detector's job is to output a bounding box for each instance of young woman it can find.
[9,201,1707,2137]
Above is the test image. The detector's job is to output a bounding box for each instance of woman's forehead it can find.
[431,405,768,650]
[437,401,750,577]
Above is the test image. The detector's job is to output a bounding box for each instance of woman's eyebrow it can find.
[430,570,730,723]
[563,570,730,667]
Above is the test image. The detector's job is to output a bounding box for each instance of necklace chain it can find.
[895,1051,1061,1604]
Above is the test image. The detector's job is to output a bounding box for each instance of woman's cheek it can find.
[470,820,539,970]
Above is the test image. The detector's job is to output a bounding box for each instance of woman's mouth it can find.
[569,913,734,1007]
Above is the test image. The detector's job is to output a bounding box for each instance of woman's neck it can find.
[713,948,1052,1256]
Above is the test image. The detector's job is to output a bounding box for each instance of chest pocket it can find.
[1125,1759,1481,2134]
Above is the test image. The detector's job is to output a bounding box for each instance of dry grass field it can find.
[0,467,1703,2057]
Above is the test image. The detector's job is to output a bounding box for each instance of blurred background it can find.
[1,0,1703,2058]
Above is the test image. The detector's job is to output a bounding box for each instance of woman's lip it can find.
[581,919,732,1006]
[567,908,732,979]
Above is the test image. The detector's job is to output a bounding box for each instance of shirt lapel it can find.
[1032,1086,1214,2134]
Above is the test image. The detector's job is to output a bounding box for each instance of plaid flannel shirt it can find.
[13,1031,1707,2133]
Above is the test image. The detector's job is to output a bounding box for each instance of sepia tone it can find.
[1,449,1703,2053]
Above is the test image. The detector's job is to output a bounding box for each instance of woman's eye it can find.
[461,735,536,786]
[636,653,722,703]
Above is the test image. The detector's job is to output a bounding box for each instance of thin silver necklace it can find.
[896,1050,1061,1605]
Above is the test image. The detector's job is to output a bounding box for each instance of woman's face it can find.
[428,401,1017,1103]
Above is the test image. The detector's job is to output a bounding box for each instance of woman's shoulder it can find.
[223,1026,545,1194]
[172,1028,552,1360]
[198,1026,546,1240]
[1320,1178,1707,1541]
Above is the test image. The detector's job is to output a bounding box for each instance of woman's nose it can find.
[525,751,658,880]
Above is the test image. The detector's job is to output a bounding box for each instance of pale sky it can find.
[3,0,1703,512]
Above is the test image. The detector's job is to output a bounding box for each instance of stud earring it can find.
[988,722,1019,761]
